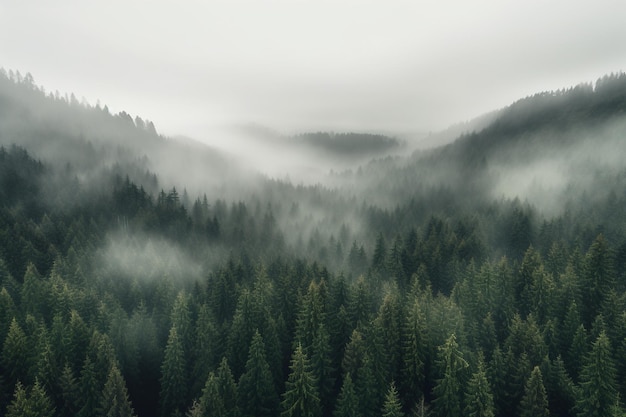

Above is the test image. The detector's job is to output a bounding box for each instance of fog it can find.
[2,1,625,139]
[100,231,203,284]
[490,116,626,215]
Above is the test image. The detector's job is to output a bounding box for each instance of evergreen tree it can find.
[160,325,187,417]
[280,343,321,417]
[401,298,427,406]
[6,381,30,417]
[309,323,334,415]
[101,364,136,417]
[78,356,101,417]
[576,331,618,417]
[59,363,80,417]
[382,381,404,417]
[464,359,495,417]
[519,366,549,417]
[215,357,238,417]
[238,330,278,417]
[334,373,358,417]
[6,379,55,417]
[582,235,615,327]
[199,372,225,417]
[2,318,27,387]
[432,334,468,417]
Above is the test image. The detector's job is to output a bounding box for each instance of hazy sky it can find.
[2,1,625,140]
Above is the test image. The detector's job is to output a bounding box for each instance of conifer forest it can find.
[2,69,626,417]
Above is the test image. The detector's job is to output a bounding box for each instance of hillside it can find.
[2,69,626,417]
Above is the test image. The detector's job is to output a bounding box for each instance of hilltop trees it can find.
[3,70,626,417]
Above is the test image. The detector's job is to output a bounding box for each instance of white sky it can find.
[1,0,625,140]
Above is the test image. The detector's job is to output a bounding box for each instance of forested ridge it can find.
[2,69,626,417]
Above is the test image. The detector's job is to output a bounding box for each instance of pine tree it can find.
[334,373,358,417]
[309,324,334,415]
[382,381,404,417]
[30,378,55,417]
[7,379,55,417]
[519,366,549,417]
[464,359,494,417]
[432,334,468,417]
[160,325,187,417]
[238,330,278,417]
[280,343,321,417]
[199,372,225,417]
[401,298,427,406]
[215,357,238,417]
[192,303,218,397]
[101,364,136,417]
[59,363,80,417]
[6,382,30,417]
[78,356,101,417]
[576,331,618,417]
[2,318,27,387]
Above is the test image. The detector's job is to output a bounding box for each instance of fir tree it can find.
[280,343,321,417]
[100,364,136,417]
[576,331,618,417]
[464,359,495,417]
[519,366,549,417]
[216,357,238,417]
[238,330,278,417]
[199,372,225,417]
[382,381,404,417]
[432,334,468,417]
[160,325,187,417]
[334,373,358,417]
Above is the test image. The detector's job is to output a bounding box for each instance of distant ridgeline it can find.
[2,68,626,417]
[291,131,401,156]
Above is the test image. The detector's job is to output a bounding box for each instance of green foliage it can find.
[280,343,321,417]
[238,330,278,417]
[160,326,187,417]
[519,366,549,417]
[432,334,468,417]
[4,70,626,417]
[576,331,618,417]
[382,381,404,417]
[464,359,494,417]
[334,373,358,417]
[101,365,136,417]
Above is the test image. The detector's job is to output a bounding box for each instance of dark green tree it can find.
[582,235,615,327]
[199,372,225,417]
[100,364,136,417]
[519,366,549,417]
[401,298,427,406]
[159,325,187,417]
[432,334,468,417]
[280,343,321,417]
[464,359,494,417]
[334,373,358,417]
[576,331,618,417]
[238,330,278,417]
[6,379,55,417]
[215,357,238,417]
[382,381,404,417]
[2,318,27,387]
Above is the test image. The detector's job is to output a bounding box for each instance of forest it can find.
[2,68,626,417]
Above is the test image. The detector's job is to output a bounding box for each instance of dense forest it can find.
[2,68,626,417]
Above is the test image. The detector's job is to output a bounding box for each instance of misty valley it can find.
[2,69,626,417]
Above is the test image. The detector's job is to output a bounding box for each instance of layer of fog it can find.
[98,231,205,284]
[490,116,626,215]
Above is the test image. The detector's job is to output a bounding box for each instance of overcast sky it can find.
[1,1,625,140]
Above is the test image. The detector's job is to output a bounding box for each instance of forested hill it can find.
[2,68,626,417]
